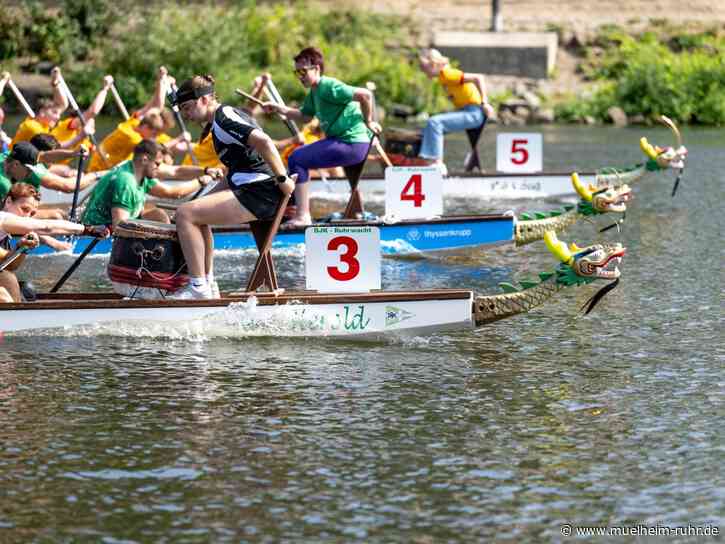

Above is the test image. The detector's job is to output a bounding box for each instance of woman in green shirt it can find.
[263,46,381,226]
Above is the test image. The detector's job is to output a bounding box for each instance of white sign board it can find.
[305,226,381,293]
[385,166,443,219]
[496,133,543,173]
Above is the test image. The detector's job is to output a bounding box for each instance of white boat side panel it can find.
[1,296,475,338]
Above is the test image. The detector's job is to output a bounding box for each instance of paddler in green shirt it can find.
[262,46,382,226]
[81,139,219,226]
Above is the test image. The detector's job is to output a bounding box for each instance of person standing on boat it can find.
[262,46,381,226]
[416,48,495,174]
[0,183,106,303]
[171,74,294,300]
[82,139,217,227]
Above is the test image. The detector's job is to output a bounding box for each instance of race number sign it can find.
[385,166,443,219]
[305,226,381,292]
[496,133,543,173]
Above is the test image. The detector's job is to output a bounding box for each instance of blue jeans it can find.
[419,104,486,160]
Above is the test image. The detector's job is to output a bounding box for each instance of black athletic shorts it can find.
[231,177,286,220]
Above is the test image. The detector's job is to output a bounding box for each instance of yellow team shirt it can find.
[280,126,321,165]
[87,117,142,172]
[438,66,482,109]
[10,117,52,148]
[50,118,92,164]
[181,131,223,169]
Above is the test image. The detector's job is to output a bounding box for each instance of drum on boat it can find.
[383,128,423,163]
[107,219,188,299]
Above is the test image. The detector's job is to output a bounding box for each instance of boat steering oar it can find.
[57,73,110,168]
[50,226,110,293]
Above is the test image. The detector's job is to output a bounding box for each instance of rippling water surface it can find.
[1,124,723,542]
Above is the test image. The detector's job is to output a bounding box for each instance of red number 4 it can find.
[400,174,426,207]
[511,139,529,165]
[327,236,360,281]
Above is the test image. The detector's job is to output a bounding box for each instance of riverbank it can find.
[2,1,725,125]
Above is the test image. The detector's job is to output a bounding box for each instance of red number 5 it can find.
[511,139,529,165]
[327,236,360,281]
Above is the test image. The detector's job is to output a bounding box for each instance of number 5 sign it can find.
[496,133,543,173]
[385,166,443,219]
[305,226,381,292]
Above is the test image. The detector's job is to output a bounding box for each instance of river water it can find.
[1,123,723,542]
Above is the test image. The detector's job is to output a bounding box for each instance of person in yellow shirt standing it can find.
[9,67,69,148]
[417,49,495,174]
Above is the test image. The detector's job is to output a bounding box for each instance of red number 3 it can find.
[511,139,529,165]
[327,236,360,281]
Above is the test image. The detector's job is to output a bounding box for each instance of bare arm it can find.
[262,102,308,122]
[136,66,169,119]
[83,75,114,120]
[148,176,211,199]
[248,129,287,176]
[50,67,69,113]
[0,214,84,236]
[352,87,382,134]
[0,71,9,96]
[111,207,131,226]
[462,73,488,103]
[39,171,94,193]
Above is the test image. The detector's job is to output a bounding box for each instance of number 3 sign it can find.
[306,226,381,292]
[385,166,443,219]
[496,133,543,173]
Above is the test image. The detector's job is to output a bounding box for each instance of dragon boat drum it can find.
[108,219,188,299]
[383,128,422,160]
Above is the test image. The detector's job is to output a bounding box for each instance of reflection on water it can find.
[1,125,723,541]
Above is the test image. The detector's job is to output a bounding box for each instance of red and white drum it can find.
[107,219,188,299]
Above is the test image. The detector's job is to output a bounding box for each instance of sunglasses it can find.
[293,65,316,77]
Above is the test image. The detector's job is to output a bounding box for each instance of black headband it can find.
[172,85,214,106]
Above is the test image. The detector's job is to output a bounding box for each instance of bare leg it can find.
[290,182,311,226]
[141,206,170,223]
[175,190,256,277]
[202,224,213,276]
[0,271,21,302]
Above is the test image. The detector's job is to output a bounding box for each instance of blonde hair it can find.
[419,48,449,67]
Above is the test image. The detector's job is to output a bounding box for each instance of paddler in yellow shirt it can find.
[416,48,495,174]
[9,67,69,148]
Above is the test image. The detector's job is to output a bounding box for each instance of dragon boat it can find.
[0,231,625,338]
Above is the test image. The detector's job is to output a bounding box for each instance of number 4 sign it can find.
[385,166,443,219]
[306,226,381,292]
[496,133,543,173]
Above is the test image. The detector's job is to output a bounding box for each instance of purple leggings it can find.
[288,138,371,183]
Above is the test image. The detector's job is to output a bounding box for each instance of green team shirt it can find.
[81,160,157,225]
[300,76,372,143]
[0,151,49,200]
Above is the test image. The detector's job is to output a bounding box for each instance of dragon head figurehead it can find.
[572,172,631,215]
[640,115,688,171]
[544,230,625,286]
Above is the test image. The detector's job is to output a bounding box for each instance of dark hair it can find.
[133,139,162,160]
[3,182,41,208]
[294,47,325,74]
[30,133,60,151]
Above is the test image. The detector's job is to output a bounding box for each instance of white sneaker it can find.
[435,162,448,177]
[209,281,220,299]
[169,283,213,300]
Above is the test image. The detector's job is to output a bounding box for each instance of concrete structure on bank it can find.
[434,31,558,79]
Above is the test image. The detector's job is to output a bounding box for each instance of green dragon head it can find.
[544,231,625,286]
[640,115,687,171]
[572,172,631,215]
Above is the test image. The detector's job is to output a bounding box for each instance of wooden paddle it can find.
[167,84,199,165]
[49,225,110,294]
[262,78,302,137]
[109,83,130,121]
[7,79,36,118]
[0,246,27,273]
[68,149,88,223]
